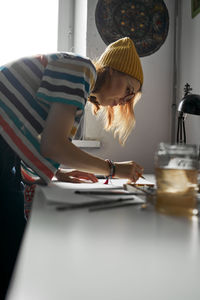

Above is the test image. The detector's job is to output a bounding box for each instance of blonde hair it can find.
[88,63,142,145]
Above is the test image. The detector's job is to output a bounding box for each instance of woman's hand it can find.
[55,169,98,183]
[114,161,144,183]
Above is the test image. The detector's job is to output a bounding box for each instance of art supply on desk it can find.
[89,201,143,212]
[124,184,154,195]
[56,196,144,211]
[55,187,146,211]
[40,179,147,211]
[124,183,156,206]
[75,190,144,196]
[41,179,128,206]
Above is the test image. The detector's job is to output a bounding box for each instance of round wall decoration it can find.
[95,0,169,57]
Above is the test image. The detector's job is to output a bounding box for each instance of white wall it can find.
[74,0,87,55]
[84,0,175,173]
[178,0,200,145]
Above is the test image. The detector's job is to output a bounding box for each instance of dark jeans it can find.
[0,136,26,300]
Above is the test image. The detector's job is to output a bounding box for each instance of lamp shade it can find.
[178,94,200,115]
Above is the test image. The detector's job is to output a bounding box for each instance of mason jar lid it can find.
[157,143,198,156]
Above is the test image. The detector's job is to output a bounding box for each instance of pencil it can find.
[89,202,142,212]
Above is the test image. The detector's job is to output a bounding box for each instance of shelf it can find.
[72,140,101,148]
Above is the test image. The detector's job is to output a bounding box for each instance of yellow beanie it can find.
[98,37,143,85]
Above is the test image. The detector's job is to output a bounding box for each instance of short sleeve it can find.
[36,53,97,111]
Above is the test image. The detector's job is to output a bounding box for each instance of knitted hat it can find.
[97,37,143,85]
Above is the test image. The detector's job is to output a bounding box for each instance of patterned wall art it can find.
[95,0,169,57]
[191,0,200,18]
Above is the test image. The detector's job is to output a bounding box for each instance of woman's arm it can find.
[41,103,143,181]
[40,103,110,175]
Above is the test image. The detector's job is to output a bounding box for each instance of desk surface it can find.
[7,176,200,300]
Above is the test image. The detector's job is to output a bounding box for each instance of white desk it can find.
[6,176,200,300]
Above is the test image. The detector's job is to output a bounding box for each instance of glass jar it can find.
[154,143,199,217]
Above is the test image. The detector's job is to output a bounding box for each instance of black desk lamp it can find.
[177,83,200,144]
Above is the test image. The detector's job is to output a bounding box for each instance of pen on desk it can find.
[75,190,144,196]
[130,184,153,196]
[89,201,143,212]
[56,197,135,211]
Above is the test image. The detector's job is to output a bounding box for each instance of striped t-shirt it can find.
[0,52,97,183]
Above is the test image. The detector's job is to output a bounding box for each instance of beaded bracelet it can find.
[105,159,116,178]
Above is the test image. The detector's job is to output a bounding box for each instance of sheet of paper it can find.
[41,179,125,204]
[40,178,151,205]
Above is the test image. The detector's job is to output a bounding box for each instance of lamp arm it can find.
[183,118,186,144]
[177,112,186,144]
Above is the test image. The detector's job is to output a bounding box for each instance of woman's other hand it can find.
[55,169,98,183]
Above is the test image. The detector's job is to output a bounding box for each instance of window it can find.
[0,0,76,66]
[0,0,98,147]
[0,0,58,65]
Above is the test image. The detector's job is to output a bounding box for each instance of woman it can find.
[0,37,143,298]
[40,37,143,182]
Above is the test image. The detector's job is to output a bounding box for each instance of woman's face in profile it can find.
[91,70,141,107]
